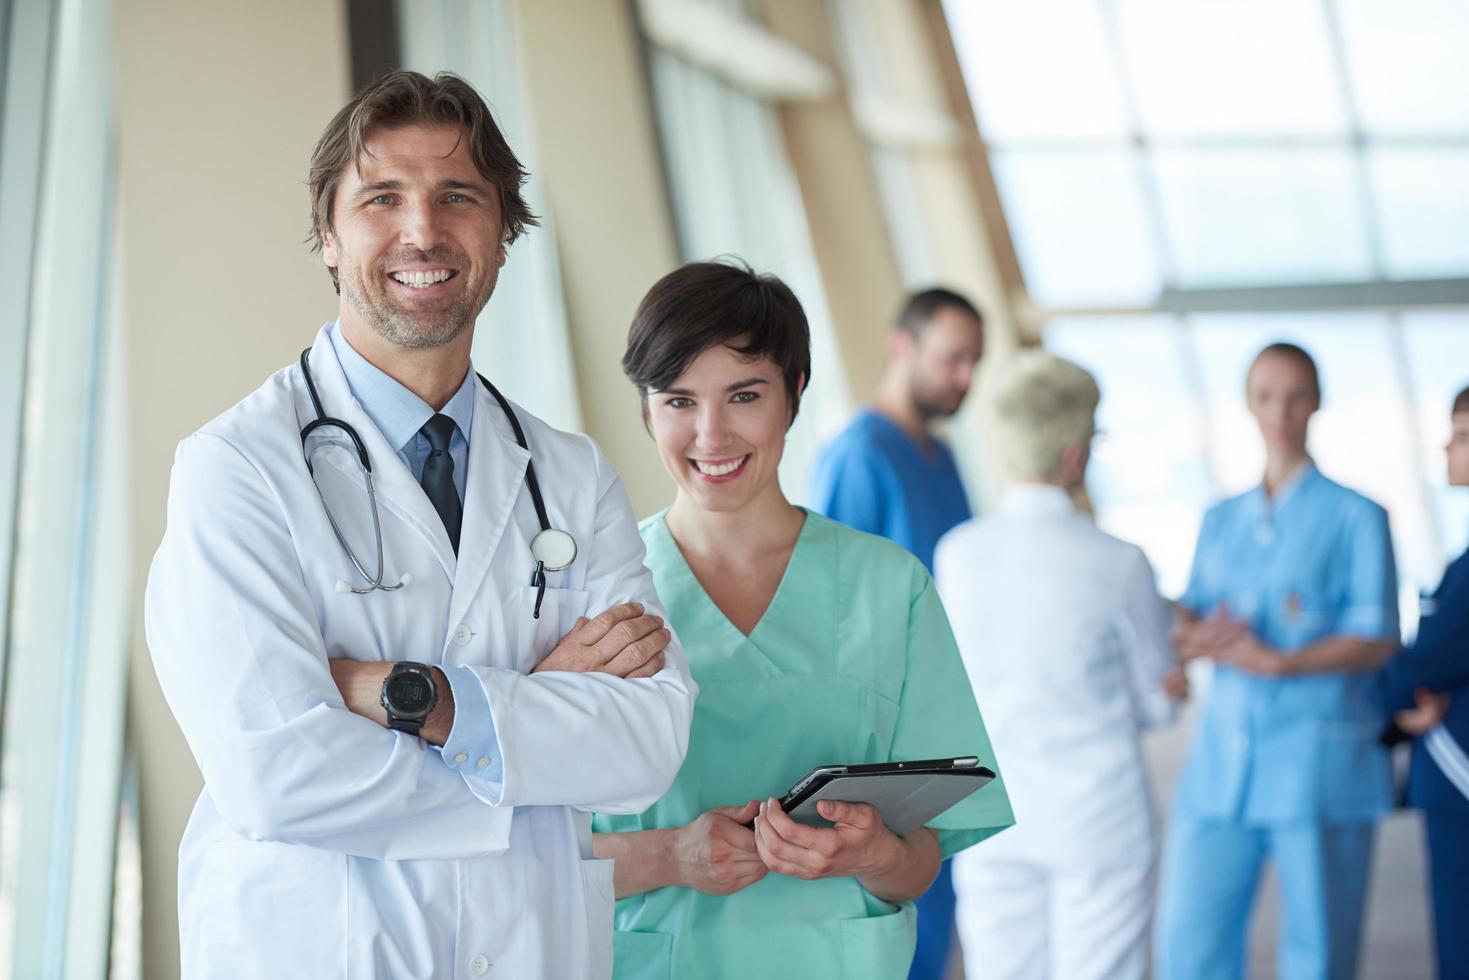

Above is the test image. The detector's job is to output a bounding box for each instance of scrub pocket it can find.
[838,904,917,978]
[581,858,616,979]
[610,930,673,980]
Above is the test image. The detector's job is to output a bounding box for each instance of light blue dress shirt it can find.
[329,323,502,783]
[1174,462,1399,823]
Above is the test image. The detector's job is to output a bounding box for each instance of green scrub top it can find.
[593,510,1013,980]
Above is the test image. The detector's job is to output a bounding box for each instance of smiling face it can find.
[1246,350,1319,457]
[321,123,505,350]
[646,343,797,514]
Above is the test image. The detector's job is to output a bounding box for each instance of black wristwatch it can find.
[380,661,438,736]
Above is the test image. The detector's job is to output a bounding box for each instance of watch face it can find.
[385,672,433,718]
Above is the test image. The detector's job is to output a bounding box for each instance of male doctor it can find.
[145,70,696,979]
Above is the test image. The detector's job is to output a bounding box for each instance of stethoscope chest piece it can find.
[530,528,577,572]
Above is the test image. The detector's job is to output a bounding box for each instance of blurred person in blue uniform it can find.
[810,288,985,980]
[938,351,1186,980]
[1375,384,1469,980]
[1155,342,1400,980]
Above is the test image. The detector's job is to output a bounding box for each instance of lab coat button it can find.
[477,757,489,768]
[453,624,472,645]
[469,954,490,975]
[454,752,469,764]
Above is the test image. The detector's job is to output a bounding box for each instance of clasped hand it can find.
[1174,605,1288,677]
[674,797,901,896]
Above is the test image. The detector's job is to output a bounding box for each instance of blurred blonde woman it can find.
[937,350,1184,980]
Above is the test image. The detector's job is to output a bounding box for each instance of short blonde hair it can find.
[987,349,1100,481]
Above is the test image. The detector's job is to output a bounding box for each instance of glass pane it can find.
[1190,313,1434,626]
[1368,148,1469,279]
[1401,311,1469,564]
[943,0,1128,142]
[1337,0,1469,135]
[1115,0,1346,136]
[991,148,1162,306]
[1044,315,1212,597]
[1153,148,1371,285]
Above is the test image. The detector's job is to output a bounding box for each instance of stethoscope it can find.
[298,348,577,618]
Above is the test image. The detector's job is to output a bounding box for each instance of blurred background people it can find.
[591,262,1012,980]
[1156,343,1400,980]
[808,287,985,980]
[937,350,1183,980]
[1375,386,1469,980]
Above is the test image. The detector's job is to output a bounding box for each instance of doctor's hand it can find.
[671,801,767,896]
[1162,667,1190,701]
[753,798,940,903]
[532,601,670,679]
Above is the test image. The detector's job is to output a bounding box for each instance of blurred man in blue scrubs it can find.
[811,287,985,980]
[1375,384,1469,980]
[1156,343,1400,980]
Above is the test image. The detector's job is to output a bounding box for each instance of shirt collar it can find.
[1244,458,1319,527]
[998,482,1076,516]
[329,321,476,454]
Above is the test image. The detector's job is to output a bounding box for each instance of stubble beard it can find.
[910,380,964,423]
[339,256,492,351]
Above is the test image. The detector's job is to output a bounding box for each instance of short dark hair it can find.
[896,287,983,335]
[623,260,811,422]
[307,70,538,289]
[1453,385,1469,417]
[1251,341,1322,402]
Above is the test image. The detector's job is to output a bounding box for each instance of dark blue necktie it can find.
[419,414,461,553]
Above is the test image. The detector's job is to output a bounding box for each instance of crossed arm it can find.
[329,602,671,744]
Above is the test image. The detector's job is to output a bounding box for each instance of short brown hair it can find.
[897,287,983,336]
[623,260,811,423]
[1251,341,1321,404]
[1453,385,1469,417]
[307,70,537,287]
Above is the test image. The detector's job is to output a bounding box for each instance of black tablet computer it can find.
[764,756,996,837]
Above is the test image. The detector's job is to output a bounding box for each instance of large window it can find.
[946,0,1469,628]
[0,0,130,974]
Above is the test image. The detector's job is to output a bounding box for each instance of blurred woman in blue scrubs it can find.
[1155,343,1400,980]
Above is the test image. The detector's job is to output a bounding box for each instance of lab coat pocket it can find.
[581,857,616,979]
[189,839,345,978]
[838,904,917,978]
[610,930,673,980]
[519,586,590,667]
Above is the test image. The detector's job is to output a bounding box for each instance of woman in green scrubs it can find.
[592,261,1012,980]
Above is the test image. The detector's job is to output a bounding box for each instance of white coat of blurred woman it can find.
[936,350,1185,980]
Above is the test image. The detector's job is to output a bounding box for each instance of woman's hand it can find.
[1395,687,1451,736]
[752,798,939,902]
[671,801,767,896]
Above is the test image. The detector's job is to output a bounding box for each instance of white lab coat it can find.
[933,484,1175,980]
[145,326,697,980]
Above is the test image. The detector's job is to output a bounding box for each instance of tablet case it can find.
[780,758,996,837]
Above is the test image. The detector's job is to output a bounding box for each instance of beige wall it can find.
[116,1,351,976]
